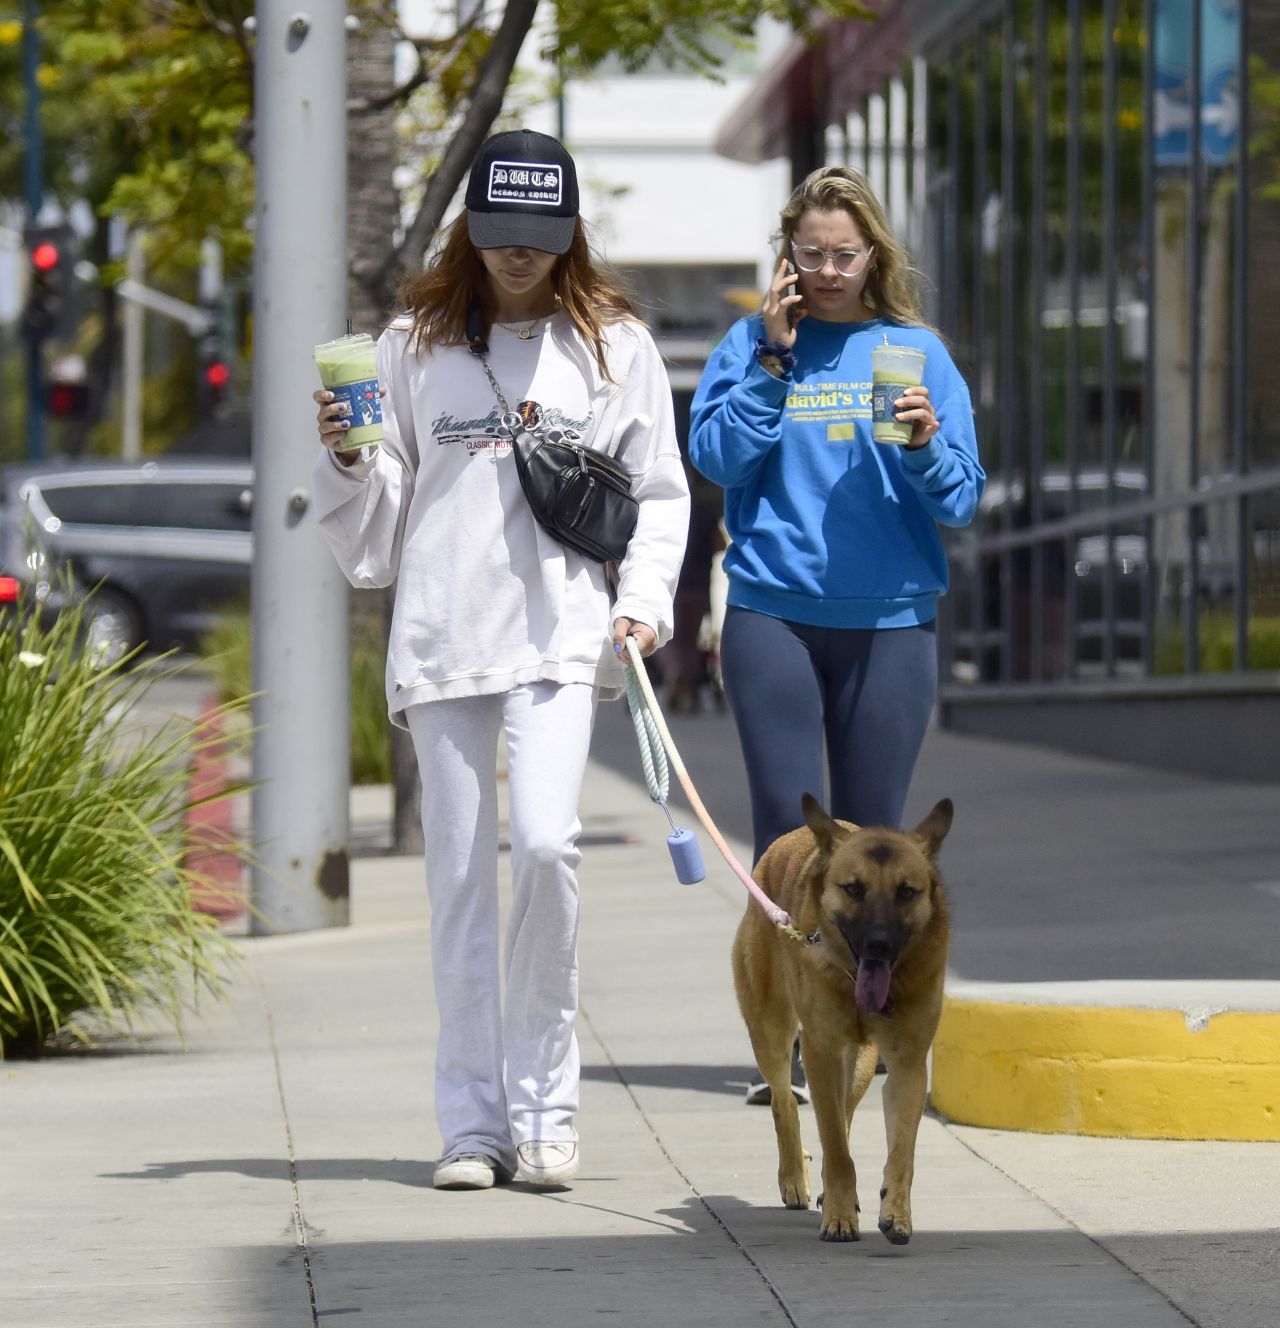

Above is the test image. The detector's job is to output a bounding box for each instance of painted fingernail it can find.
[614,642,622,654]
[340,420,350,429]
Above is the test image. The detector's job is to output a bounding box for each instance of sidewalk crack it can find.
[941,1120,1202,1326]
[264,1002,321,1328]
[579,1003,801,1327]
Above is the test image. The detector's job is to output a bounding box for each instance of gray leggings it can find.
[719,606,938,864]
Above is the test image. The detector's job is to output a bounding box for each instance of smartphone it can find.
[785,260,803,329]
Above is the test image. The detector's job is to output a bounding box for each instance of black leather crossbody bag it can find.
[467,313,638,564]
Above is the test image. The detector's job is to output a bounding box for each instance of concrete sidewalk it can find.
[3,758,1278,1327]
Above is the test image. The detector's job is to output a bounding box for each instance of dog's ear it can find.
[802,792,845,860]
[909,798,954,860]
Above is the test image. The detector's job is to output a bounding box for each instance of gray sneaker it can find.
[516,1140,579,1187]
[433,1153,507,1190]
[745,1039,810,1106]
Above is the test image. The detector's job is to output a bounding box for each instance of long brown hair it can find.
[397,214,640,379]
[777,166,936,332]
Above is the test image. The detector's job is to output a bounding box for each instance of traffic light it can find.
[197,293,234,417]
[21,222,76,342]
[199,347,231,414]
[46,381,90,418]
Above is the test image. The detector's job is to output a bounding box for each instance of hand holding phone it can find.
[785,260,804,330]
[763,255,804,344]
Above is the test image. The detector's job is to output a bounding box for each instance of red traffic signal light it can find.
[204,361,230,389]
[21,223,76,342]
[46,381,90,418]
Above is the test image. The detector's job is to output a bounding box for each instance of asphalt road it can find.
[588,692,1280,985]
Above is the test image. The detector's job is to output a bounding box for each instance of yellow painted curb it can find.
[931,997,1280,1141]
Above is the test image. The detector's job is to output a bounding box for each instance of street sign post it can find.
[1154,0,1239,169]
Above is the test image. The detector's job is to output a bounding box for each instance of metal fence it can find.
[835,0,1280,692]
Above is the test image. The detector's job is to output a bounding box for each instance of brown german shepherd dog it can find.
[732,793,953,1244]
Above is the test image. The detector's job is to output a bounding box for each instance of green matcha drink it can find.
[870,343,926,445]
[314,331,383,450]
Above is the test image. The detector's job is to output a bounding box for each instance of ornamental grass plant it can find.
[0,596,245,1058]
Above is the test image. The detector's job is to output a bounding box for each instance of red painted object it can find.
[184,695,246,920]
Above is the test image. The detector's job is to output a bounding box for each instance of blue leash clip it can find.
[659,802,706,885]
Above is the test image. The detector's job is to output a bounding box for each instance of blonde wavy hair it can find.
[397,214,640,380]
[776,165,934,331]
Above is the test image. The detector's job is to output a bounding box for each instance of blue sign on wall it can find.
[1154,0,1239,168]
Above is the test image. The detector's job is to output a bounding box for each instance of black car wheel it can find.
[81,587,145,666]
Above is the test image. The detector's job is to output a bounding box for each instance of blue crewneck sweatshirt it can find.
[689,314,985,629]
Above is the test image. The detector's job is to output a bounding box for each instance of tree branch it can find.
[386,0,541,296]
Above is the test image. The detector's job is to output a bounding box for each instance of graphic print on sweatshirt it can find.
[785,379,874,443]
[430,399,594,459]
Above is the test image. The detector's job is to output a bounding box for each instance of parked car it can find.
[945,467,1149,680]
[0,458,253,661]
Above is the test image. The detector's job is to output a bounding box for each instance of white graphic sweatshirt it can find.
[311,311,690,726]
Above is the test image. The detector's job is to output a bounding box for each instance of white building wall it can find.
[397,2,791,309]
[551,78,786,282]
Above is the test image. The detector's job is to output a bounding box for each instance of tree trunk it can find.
[387,0,540,293]
[346,13,399,332]
[346,11,424,854]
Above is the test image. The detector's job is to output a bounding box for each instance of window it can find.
[39,481,252,533]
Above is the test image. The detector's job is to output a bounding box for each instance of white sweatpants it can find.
[405,681,596,1172]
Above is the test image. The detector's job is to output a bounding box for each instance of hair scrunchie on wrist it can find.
[754,337,797,377]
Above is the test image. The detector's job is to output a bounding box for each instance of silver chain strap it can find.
[474,349,525,438]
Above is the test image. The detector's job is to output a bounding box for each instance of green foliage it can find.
[38,2,256,278]
[1251,53,1280,201]
[1155,612,1280,674]
[551,0,872,78]
[9,1,874,287]
[200,603,392,787]
[0,594,243,1058]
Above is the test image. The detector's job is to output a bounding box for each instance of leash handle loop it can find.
[623,663,670,804]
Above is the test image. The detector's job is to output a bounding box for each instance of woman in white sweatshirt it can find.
[310,130,690,1191]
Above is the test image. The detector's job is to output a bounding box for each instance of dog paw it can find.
[877,1214,912,1245]
[819,1213,860,1242]
[780,1180,810,1209]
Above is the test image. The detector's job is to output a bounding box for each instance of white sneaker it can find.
[433,1153,506,1190]
[516,1140,579,1187]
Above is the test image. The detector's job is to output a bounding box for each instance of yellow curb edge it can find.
[930,997,1280,1141]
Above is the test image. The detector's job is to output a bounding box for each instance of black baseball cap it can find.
[465,129,580,255]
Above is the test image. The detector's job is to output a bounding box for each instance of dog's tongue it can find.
[855,960,892,1014]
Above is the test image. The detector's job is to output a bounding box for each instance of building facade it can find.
[716,0,1279,780]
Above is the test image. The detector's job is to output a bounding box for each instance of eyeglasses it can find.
[790,243,874,277]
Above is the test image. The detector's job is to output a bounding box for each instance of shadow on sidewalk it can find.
[101,1217,1258,1327]
[101,1156,437,1188]
[580,1061,754,1098]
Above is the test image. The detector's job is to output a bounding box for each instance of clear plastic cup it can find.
[870,344,927,445]
[314,331,383,450]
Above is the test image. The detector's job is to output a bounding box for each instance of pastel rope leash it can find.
[622,636,804,941]
[621,652,704,884]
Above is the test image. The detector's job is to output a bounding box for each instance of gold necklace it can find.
[495,318,542,340]
[494,302,559,340]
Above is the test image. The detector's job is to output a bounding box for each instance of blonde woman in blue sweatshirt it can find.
[689,165,984,1104]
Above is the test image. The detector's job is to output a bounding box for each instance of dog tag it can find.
[667,827,706,885]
